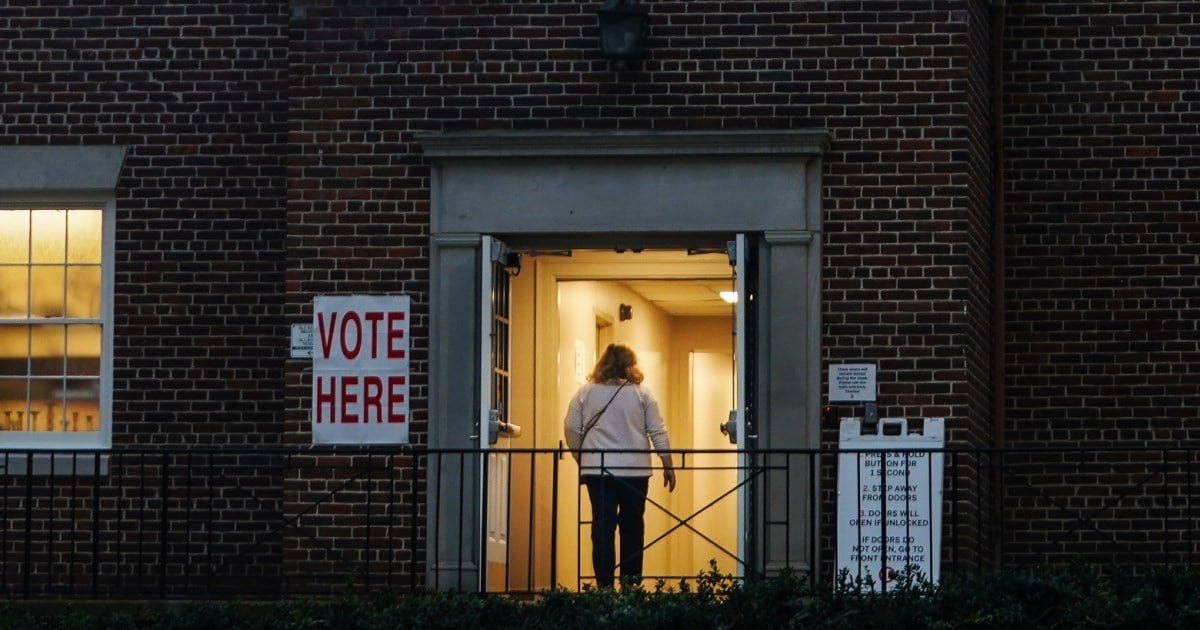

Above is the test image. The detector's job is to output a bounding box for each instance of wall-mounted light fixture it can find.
[597,0,649,68]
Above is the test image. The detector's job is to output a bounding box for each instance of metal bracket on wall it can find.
[863,402,879,432]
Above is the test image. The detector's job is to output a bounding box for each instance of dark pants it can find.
[582,474,650,589]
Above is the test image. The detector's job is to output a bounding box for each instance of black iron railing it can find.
[1,445,1196,599]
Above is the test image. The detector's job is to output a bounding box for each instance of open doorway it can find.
[498,248,741,590]
[424,129,827,592]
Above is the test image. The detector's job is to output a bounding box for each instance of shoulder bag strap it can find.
[579,382,627,447]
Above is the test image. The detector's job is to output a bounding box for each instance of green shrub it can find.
[6,566,1200,629]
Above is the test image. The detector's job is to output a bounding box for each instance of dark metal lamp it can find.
[597,0,649,66]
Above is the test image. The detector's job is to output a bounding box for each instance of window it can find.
[0,146,123,452]
[0,208,111,448]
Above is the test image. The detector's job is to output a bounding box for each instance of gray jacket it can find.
[564,382,671,477]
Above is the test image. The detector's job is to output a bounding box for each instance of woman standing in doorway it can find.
[564,342,677,589]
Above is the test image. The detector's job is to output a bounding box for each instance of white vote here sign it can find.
[311,295,410,444]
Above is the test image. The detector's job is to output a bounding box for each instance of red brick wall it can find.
[0,0,290,446]
[808,2,983,438]
[1000,1,1200,571]
[285,0,991,443]
[964,1,997,448]
[32,0,1187,587]
[961,0,999,571]
[1003,1,1200,446]
[0,0,290,594]
[2,0,996,587]
[4,0,1197,586]
[0,0,992,450]
[284,0,996,582]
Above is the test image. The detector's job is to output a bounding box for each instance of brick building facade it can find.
[1,0,1197,595]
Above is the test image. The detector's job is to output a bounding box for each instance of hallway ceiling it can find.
[529,248,735,318]
[621,279,735,317]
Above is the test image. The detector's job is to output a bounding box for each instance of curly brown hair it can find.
[588,342,644,385]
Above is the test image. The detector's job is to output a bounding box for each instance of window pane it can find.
[29,325,66,376]
[66,324,101,376]
[0,379,29,431]
[30,210,67,264]
[0,210,30,263]
[61,381,100,432]
[7,379,102,432]
[66,210,103,264]
[0,326,30,376]
[0,266,30,317]
[30,265,65,318]
[66,265,102,318]
[25,379,55,431]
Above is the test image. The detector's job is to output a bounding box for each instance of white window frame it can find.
[0,146,124,453]
[0,199,115,450]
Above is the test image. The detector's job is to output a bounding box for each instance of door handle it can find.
[496,420,522,439]
[487,409,523,444]
[720,410,738,445]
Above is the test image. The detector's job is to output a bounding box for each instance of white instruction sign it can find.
[291,323,314,359]
[829,363,877,402]
[836,418,943,591]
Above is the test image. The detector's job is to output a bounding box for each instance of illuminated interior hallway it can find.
[489,249,741,590]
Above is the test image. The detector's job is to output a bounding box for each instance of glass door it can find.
[481,235,518,591]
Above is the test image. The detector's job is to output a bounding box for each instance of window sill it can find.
[0,451,110,477]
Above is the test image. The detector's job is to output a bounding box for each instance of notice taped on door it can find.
[836,417,944,592]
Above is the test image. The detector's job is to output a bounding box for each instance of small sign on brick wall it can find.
[311,295,410,444]
[829,363,877,402]
[291,323,314,358]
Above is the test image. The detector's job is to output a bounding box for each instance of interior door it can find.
[481,235,516,591]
